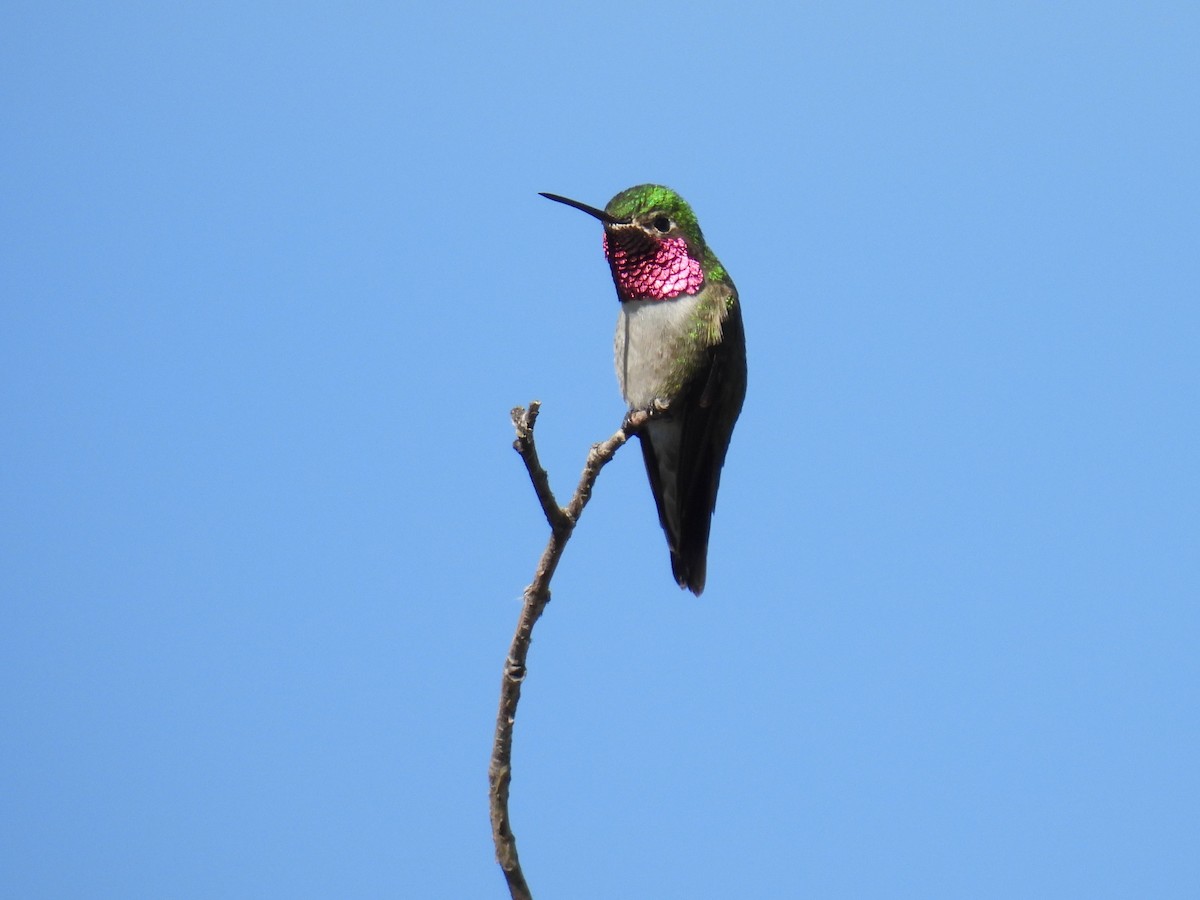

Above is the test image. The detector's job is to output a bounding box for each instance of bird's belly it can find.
[614,297,700,409]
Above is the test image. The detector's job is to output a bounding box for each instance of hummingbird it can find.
[540,185,746,595]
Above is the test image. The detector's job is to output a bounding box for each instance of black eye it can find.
[652,215,671,232]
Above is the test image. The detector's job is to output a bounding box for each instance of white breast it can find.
[613,295,702,409]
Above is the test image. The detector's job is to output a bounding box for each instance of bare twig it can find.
[489,401,652,898]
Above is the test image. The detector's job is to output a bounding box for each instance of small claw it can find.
[623,399,670,433]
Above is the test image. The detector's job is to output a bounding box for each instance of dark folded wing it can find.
[642,295,746,595]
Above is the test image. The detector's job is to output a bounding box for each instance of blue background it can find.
[3,3,1197,897]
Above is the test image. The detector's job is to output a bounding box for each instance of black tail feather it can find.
[638,428,718,596]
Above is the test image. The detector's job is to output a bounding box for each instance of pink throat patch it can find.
[603,233,704,301]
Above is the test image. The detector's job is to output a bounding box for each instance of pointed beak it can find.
[539,192,630,226]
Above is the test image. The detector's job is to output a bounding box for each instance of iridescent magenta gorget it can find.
[602,232,704,301]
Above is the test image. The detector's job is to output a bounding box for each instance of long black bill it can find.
[539,192,630,226]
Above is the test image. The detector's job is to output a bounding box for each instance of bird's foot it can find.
[623,399,670,433]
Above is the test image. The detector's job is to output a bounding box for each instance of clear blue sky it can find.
[2,3,1197,897]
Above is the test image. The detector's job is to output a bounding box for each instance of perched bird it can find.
[540,185,746,594]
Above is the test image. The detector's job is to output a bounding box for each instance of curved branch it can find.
[489,401,651,898]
